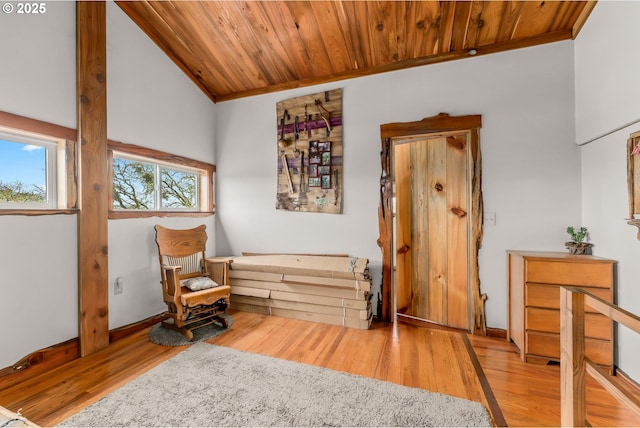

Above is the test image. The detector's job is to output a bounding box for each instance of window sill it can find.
[109,210,215,220]
[0,209,215,218]
[0,209,79,216]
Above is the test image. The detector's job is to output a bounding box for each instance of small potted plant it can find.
[565,226,593,255]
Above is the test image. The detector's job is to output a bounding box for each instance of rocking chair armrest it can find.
[162,265,183,300]
[204,257,233,286]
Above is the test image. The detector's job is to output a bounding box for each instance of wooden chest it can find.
[507,251,615,370]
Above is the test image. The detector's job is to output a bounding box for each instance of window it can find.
[112,155,199,211]
[108,140,215,218]
[0,111,211,217]
[0,126,73,211]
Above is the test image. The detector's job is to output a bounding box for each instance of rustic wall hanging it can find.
[276,88,342,214]
[627,129,640,238]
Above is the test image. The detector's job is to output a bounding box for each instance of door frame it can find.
[378,113,487,334]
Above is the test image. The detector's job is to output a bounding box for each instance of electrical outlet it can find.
[484,212,496,226]
[114,277,124,295]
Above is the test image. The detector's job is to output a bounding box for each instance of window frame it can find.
[0,111,78,216]
[108,139,215,219]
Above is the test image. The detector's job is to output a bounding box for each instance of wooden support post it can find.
[560,286,586,427]
[77,1,109,357]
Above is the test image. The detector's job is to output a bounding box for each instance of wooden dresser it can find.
[507,251,615,371]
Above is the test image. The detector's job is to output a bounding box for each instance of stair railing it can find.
[560,286,640,426]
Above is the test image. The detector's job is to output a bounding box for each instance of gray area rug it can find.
[61,342,492,427]
[148,314,233,346]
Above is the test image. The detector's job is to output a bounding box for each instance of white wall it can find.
[0,215,78,369]
[0,2,76,128]
[0,1,217,368]
[575,1,640,380]
[0,1,78,368]
[215,40,581,328]
[106,2,217,329]
[575,1,640,145]
[106,2,216,162]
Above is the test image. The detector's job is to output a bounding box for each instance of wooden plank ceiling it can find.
[116,1,595,103]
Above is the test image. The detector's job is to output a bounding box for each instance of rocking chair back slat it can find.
[163,253,203,277]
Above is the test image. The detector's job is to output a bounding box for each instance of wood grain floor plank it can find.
[1,311,638,427]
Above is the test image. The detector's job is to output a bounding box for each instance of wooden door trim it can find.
[378,113,486,334]
[381,113,482,140]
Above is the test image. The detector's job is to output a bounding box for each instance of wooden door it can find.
[394,134,469,328]
[379,113,485,334]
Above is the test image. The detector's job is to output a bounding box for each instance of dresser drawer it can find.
[526,260,613,287]
[526,331,612,366]
[526,283,612,311]
[526,307,612,340]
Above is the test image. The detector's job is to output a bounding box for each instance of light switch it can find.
[114,277,124,295]
[484,212,496,226]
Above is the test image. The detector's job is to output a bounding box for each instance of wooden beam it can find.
[572,1,598,39]
[77,1,109,357]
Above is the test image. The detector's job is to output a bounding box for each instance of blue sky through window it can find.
[0,139,46,188]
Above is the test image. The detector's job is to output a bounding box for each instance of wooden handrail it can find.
[560,286,640,426]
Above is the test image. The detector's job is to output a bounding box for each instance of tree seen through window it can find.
[112,157,198,210]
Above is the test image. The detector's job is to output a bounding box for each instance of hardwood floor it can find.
[468,334,640,427]
[1,310,638,427]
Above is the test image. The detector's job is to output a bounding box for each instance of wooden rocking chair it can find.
[154,224,232,341]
